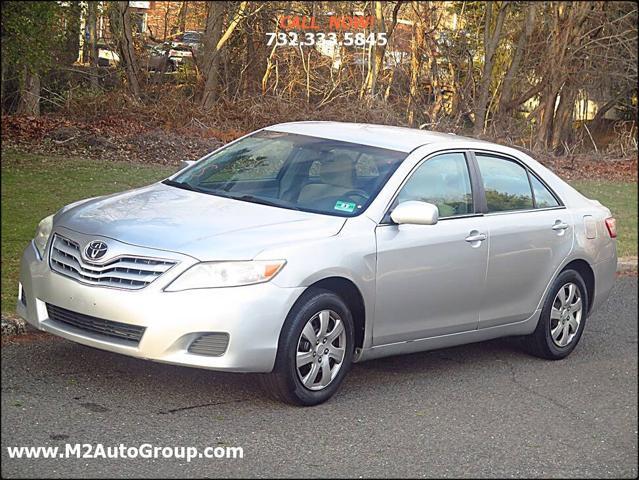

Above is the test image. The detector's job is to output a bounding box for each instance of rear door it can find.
[473,152,574,328]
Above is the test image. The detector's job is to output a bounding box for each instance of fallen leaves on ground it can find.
[1,114,636,182]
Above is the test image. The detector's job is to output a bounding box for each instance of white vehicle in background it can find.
[165,31,203,65]
[97,45,120,67]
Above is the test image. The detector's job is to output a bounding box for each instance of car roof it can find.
[266,121,494,153]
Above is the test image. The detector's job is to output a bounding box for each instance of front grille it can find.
[49,234,176,290]
[188,333,230,357]
[47,304,145,344]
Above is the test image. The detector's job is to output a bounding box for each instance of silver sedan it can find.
[17,122,617,405]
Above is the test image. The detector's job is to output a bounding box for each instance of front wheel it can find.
[525,269,589,360]
[261,289,354,406]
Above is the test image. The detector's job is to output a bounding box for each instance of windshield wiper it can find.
[234,194,300,211]
[162,179,209,194]
[163,181,300,210]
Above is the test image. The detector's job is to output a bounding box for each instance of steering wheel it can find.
[341,189,369,202]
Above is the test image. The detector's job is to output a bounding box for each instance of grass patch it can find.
[1,151,173,314]
[1,151,636,315]
[571,180,637,259]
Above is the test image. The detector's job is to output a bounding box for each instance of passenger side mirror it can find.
[390,201,439,226]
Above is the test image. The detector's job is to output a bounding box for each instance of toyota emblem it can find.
[85,240,108,260]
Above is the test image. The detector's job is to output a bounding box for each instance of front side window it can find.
[168,131,407,217]
[396,153,473,218]
[475,155,534,212]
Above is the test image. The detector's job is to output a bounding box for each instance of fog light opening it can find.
[18,283,27,307]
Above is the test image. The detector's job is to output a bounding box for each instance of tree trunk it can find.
[262,40,278,95]
[1,59,5,112]
[17,67,41,116]
[200,1,247,110]
[473,1,508,135]
[163,3,170,40]
[115,1,141,98]
[360,1,402,99]
[407,1,425,127]
[424,3,445,125]
[592,89,628,125]
[498,3,535,116]
[178,1,188,33]
[535,83,560,150]
[87,1,99,89]
[532,2,594,151]
[62,1,82,65]
[200,2,225,109]
[552,83,578,153]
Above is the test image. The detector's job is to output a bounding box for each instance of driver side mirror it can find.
[390,201,439,226]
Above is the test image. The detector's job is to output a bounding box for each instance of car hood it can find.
[54,183,346,260]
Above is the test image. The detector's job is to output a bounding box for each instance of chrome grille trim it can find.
[46,304,145,344]
[188,333,230,357]
[49,234,176,289]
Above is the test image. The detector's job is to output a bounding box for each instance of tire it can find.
[525,269,589,360]
[261,288,355,406]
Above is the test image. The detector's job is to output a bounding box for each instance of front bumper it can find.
[16,234,303,373]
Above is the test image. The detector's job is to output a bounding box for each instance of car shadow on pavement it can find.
[9,333,537,409]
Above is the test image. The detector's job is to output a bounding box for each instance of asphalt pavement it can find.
[1,277,637,478]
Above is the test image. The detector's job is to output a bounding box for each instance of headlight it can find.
[164,260,286,291]
[33,214,54,259]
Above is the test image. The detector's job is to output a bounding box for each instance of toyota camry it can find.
[17,122,617,405]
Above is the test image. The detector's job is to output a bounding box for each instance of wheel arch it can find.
[560,259,595,313]
[304,277,367,352]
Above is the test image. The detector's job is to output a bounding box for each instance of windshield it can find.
[167,131,407,217]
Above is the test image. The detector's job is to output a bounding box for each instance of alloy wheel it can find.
[550,282,583,347]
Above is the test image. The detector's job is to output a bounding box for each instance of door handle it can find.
[465,232,487,242]
[552,222,569,231]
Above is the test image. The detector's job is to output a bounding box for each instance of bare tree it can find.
[497,2,536,117]
[473,1,509,135]
[111,1,141,98]
[407,1,426,126]
[178,1,188,33]
[200,1,247,110]
[360,1,402,99]
[16,66,40,116]
[533,2,597,150]
[87,1,99,89]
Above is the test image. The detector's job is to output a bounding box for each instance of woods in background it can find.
[1,1,637,156]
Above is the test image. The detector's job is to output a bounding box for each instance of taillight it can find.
[605,217,617,238]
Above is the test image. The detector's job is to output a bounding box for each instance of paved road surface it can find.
[2,278,637,478]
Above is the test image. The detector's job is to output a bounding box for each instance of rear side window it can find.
[530,175,559,208]
[475,155,533,212]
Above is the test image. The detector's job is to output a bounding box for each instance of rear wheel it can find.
[525,269,589,360]
[261,289,354,406]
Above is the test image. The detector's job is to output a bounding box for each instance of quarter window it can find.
[475,155,533,212]
[530,174,559,208]
[396,153,473,218]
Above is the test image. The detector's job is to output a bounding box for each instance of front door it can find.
[374,152,488,345]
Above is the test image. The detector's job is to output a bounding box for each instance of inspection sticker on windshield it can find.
[334,201,357,213]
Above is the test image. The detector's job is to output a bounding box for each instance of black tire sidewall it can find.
[275,289,355,406]
[539,269,589,358]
